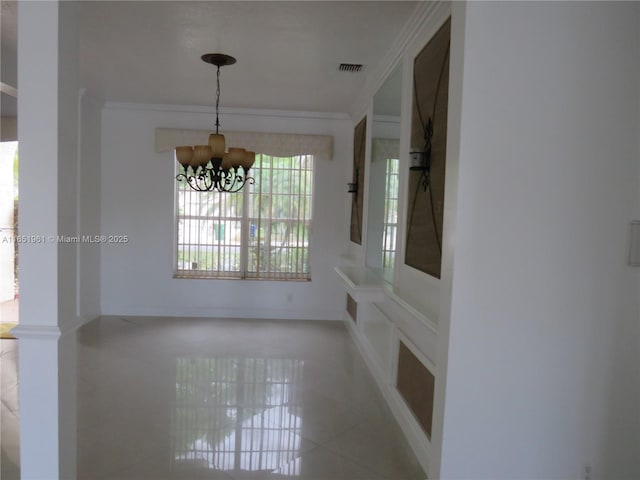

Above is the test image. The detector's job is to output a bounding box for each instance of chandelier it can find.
[175,53,255,192]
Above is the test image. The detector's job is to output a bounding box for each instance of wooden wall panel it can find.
[405,17,451,278]
[350,116,367,244]
[396,341,435,438]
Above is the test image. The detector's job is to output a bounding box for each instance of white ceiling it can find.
[73,1,420,114]
[1,1,420,116]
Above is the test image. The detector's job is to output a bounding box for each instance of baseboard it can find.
[100,306,345,321]
[343,313,432,477]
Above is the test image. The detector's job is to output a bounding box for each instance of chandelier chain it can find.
[215,66,221,134]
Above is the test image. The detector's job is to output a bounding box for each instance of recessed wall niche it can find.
[350,116,367,244]
[405,17,451,278]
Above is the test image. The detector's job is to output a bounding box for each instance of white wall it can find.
[100,104,351,320]
[78,91,103,321]
[56,0,80,331]
[440,2,640,479]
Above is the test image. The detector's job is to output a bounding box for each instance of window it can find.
[382,157,399,271]
[369,137,400,280]
[176,154,313,281]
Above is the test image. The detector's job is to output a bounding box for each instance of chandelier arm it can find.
[176,172,188,184]
[211,168,223,191]
[225,175,246,193]
[196,171,208,191]
[187,176,201,192]
[178,168,254,193]
[204,169,214,191]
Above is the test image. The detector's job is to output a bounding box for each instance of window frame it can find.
[173,153,314,282]
[382,157,400,274]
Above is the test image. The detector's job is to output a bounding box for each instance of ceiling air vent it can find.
[338,63,364,73]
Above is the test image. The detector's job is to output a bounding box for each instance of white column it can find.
[15,1,79,478]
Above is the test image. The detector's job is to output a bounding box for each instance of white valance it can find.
[155,128,333,160]
[372,138,400,163]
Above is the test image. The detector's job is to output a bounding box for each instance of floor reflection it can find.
[74,317,425,480]
[172,357,304,476]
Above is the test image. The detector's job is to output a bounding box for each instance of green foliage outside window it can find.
[176,154,313,280]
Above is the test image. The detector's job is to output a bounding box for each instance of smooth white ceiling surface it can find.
[77,1,419,113]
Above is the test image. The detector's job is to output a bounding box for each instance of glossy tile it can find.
[323,421,425,480]
[264,445,388,480]
[0,339,20,480]
[4,317,426,480]
[0,341,18,393]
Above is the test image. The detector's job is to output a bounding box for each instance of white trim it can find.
[173,150,180,281]
[380,291,438,367]
[345,309,390,383]
[369,302,396,382]
[349,1,451,120]
[101,306,344,321]
[372,114,401,126]
[10,324,61,340]
[387,289,438,334]
[396,327,437,379]
[628,220,640,266]
[393,49,412,288]
[406,6,452,61]
[75,88,85,318]
[103,101,350,120]
[360,104,374,259]
[388,386,432,473]
[334,265,386,303]
[343,312,431,477]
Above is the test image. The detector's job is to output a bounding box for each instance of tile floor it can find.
[1,337,20,480]
[3,317,426,480]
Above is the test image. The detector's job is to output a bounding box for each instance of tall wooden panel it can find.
[405,18,451,278]
[350,116,367,244]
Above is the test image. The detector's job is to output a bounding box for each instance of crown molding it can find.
[349,1,452,122]
[103,101,350,121]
